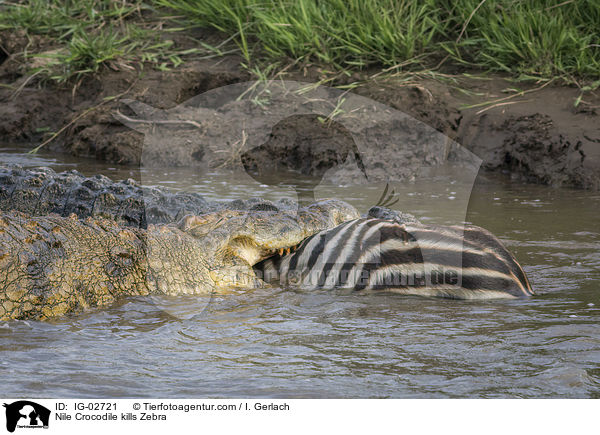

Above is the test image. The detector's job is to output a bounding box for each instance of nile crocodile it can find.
[0,166,359,320]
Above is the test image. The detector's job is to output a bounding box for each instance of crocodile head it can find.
[168,199,360,291]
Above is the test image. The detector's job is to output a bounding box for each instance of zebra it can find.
[254,215,533,300]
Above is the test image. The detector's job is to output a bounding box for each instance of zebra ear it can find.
[113,99,167,133]
[374,183,399,208]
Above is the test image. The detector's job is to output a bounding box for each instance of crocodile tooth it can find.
[278,248,284,256]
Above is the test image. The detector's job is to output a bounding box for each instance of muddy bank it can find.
[349,76,600,190]
[1,30,598,190]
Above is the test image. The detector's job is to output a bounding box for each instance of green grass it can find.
[440,0,600,79]
[0,0,144,39]
[156,0,600,81]
[155,0,445,68]
[1,0,599,83]
[0,0,208,82]
[35,26,131,81]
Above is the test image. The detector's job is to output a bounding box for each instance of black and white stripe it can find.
[255,218,533,299]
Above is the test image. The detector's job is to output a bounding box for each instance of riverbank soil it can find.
[1,29,598,190]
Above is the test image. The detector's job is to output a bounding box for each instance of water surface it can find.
[1,147,598,398]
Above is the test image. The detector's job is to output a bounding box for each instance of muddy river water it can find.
[1,147,599,398]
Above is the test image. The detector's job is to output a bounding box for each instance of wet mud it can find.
[1,29,598,190]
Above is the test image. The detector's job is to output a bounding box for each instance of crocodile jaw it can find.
[182,199,360,291]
